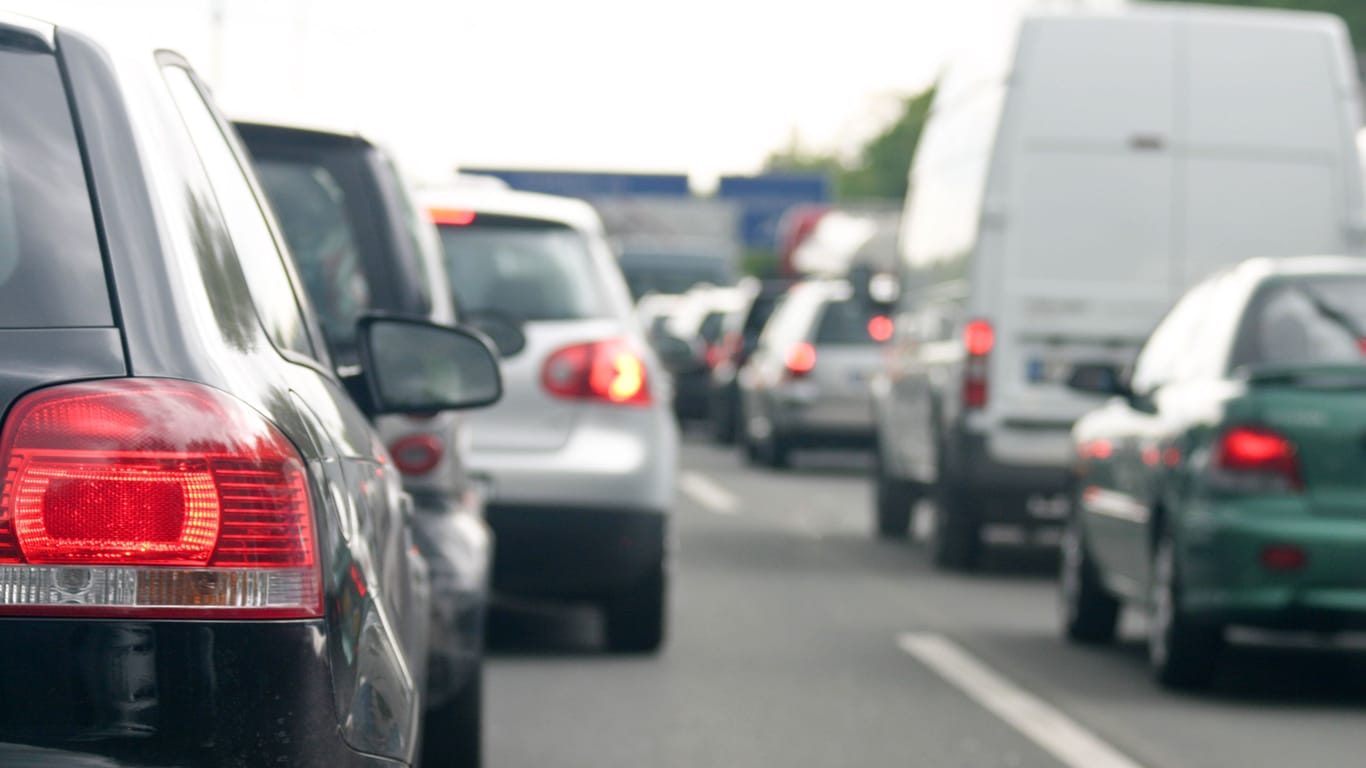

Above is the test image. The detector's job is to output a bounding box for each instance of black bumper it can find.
[949,431,1071,525]
[0,620,404,767]
[487,506,667,601]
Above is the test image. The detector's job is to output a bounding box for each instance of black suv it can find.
[0,14,499,767]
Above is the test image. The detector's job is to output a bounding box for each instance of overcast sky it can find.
[9,0,1116,183]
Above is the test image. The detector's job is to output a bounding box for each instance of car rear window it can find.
[814,299,881,346]
[0,46,111,328]
[437,215,606,321]
[253,158,371,355]
[1239,277,1366,368]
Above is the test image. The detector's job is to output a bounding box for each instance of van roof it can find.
[1028,2,1346,30]
[420,184,604,234]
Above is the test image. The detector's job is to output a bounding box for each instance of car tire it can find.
[1059,511,1120,644]
[421,665,482,768]
[1148,531,1222,690]
[760,431,792,469]
[604,564,667,654]
[930,478,980,570]
[873,444,916,539]
[710,393,738,445]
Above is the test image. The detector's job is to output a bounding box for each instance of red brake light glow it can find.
[543,339,651,406]
[868,315,894,343]
[0,379,320,618]
[964,319,994,357]
[784,342,817,377]
[429,207,477,226]
[1212,425,1302,493]
[389,434,444,476]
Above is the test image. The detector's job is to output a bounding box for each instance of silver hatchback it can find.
[738,280,890,468]
[422,185,678,653]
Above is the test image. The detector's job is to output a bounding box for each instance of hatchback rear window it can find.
[0,47,111,328]
[814,299,881,345]
[438,215,606,321]
[1239,277,1366,368]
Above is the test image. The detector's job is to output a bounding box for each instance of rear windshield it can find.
[699,311,725,344]
[252,158,371,356]
[814,299,881,346]
[620,253,732,299]
[438,216,606,321]
[1238,278,1366,368]
[0,47,111,328]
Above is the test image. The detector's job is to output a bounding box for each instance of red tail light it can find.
[868,315,894,343]
[704,343,724,369]
[963,319,992,410]
[0,379,320,618]
[784,342,817,379]
[542,339,651,406]
[430,208,477,226]
[389,434,444,476]
[1211,426,1302,493]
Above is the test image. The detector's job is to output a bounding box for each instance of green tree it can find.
[1147,0,1366,48]
[764,86,936,203]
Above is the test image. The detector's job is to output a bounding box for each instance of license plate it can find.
[1027,357,1072,384]
[1026,493,1070,520]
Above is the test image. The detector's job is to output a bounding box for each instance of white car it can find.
[422,185,678,652]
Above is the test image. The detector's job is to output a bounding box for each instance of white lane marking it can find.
[898,633,1147,768]
[679,471,738,515]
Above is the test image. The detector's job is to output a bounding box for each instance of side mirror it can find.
[352,315,503,415]
[1067,363,1130,398]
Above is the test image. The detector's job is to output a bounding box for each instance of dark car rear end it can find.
[0,19,427,766]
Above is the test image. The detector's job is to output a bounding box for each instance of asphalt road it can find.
[486,435,1366,768]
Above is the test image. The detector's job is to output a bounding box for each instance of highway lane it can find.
[486,436,1366,768]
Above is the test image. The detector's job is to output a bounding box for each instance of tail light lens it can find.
[0,379,320,618]
[784,342,817,379]
[963,319,993,410]
[389,434,444,476]
[542,339,651,406]
[1210,426,1302,493]
[704,343,724,369]
[868,315,894,343]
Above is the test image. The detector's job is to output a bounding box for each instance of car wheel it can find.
[930,478,980,570]
[421,665,482,768]
[605,564,667,654]
[873,444,915,539]
[710,393,738,445]
[1148,531,1222,690]
[1059,511,1120,644]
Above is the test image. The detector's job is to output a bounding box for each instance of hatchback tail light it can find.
[0,379,320,618]
[784,342,817,379]
[542,339,651,406]
[963,319,993,410]
[1210,425,1302,493]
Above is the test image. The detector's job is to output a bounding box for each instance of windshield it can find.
[438,216,606,321]
[814,298,883,345]
[1239,277,1366,368]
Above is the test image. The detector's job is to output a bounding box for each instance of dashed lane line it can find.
[679,471,739,515]
[898,632,1148,768]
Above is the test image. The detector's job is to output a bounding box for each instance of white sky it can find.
[9,0,1114,183]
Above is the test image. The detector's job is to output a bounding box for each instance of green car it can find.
[1062,256,1366,689]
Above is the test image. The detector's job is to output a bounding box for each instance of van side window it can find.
[160,66,317,361]
[1130,281,1213,394]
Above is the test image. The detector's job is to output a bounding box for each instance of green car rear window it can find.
[0,46,111,328]
[1239,277,1366,368]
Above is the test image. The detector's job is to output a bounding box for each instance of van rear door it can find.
[992,16,1178,434]
[1178,16,1359,286]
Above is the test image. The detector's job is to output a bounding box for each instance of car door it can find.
[1083,280,1214,590]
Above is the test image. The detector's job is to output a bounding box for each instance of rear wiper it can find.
[1292,285,1366,342]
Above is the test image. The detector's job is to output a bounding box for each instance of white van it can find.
[870,4,1366,568]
